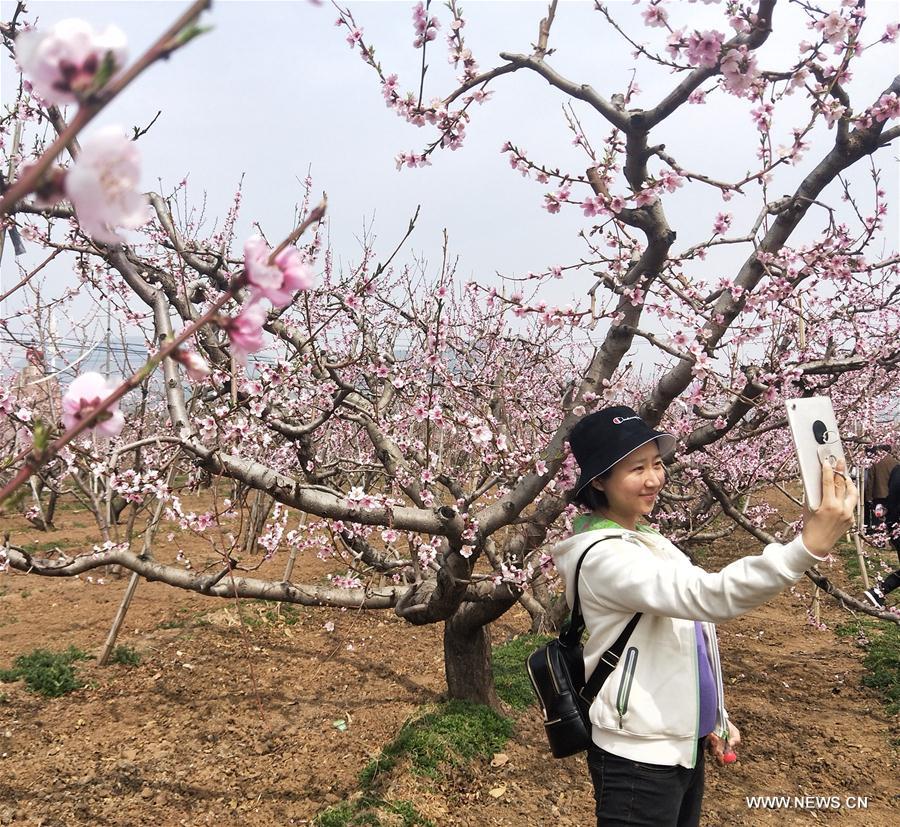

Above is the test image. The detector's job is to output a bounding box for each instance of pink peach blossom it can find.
[712,212,732,235]
[173,348,212,381]
[243,235,314,308]
[870,93,900,123]
[470,424,492,444]
[15,18,127,105]
[658,171,684,192]
[685,30,724,68]
[634,188,658,207]
[813,11,850,45]
[224,301,267,362]
[62,372,124,437]
[720,46,760,97]
[412,2,440,49]
[581,196,604,217]
[642,4,669,28]
[666,28,686,59]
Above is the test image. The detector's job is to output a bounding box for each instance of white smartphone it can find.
[785,396,847,510]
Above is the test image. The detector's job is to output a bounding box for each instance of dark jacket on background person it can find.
[871,454,900,500]
[886,464,900,551]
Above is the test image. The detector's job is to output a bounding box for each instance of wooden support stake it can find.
[282,512,307,583]
[98,570,140,666]
[853,530,870,591]
[853,461,870,590]
[98,457,180,665]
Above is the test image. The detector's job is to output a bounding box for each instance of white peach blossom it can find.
[64,126,150,243]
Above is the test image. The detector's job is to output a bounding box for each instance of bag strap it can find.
[581,612,642,705]
[559,536,643,705]
[560,537,616,646]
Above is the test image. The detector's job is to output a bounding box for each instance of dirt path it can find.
[0,511,896,826]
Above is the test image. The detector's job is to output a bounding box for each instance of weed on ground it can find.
[0,646,90,697]
[110,645,141,667]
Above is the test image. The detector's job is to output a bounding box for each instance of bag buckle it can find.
[599,651,620,669]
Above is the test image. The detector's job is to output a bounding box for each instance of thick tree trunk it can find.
[443,613,500,710]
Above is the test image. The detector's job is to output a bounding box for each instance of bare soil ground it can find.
[0,501,897,826]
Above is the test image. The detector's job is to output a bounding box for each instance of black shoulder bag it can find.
[526,538,642,758]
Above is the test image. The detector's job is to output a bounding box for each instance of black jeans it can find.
[877,528,900,597]
[587,743,705,827]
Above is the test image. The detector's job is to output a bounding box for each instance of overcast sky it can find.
[1,0,898,374]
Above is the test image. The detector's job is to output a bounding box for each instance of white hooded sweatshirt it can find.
[551,525,823,768]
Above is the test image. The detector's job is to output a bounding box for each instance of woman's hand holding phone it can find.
[801,458,858,557]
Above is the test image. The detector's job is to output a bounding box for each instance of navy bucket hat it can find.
[569,405,677,496]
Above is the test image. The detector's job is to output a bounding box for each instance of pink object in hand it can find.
[723,750,738,764]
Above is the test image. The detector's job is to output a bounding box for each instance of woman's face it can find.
[591,441,665,527]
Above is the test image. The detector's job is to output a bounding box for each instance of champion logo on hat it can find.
[613,415,641,425]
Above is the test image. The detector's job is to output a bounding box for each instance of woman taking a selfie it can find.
[553,405,857,827]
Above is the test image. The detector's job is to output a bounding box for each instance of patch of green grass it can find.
[157,618,186,630]
[315,803,358,827]
[26,540,75,554]
[492,633,551,709]
[0,646,90,697]
[317,700,508,826]
[0,692,7,704]
[244,600,305,626]
[834,616,877,640]
[835,541,864,579]
[360,699,512,785]
[861,623,900,716]
[110,646,141,667]
[315,797,433,827]
[239,612,264,628]
[837,540,897,584]
[833,545,899,718]
[266,603,303,625]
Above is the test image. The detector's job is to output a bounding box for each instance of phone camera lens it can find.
[812,420,829,445]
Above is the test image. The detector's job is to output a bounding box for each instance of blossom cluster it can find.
[224,235,316,361]
[412,2,439,49]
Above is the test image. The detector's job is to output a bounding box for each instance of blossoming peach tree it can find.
[1,0,899,707]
